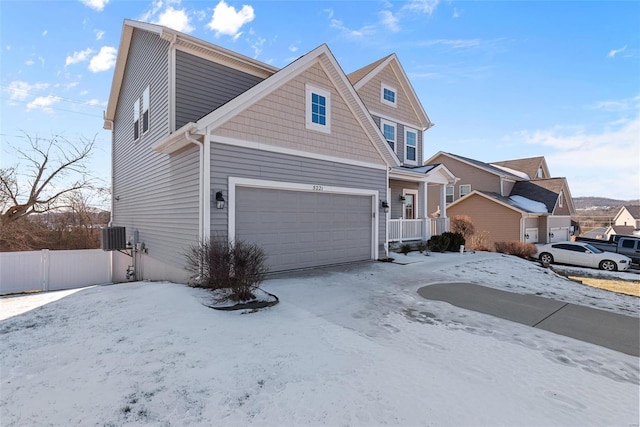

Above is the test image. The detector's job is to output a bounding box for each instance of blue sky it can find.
[1,0,638,201]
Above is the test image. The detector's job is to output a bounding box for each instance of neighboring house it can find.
[104,20,455,282]
[423,152,575,246]
[582,227,608,240]
[612,205,640,233]
[604,225,637,238]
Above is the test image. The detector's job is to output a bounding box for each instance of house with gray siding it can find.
[104,20,455,282]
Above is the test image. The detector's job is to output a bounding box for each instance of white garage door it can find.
[235,187,374,272]
[549,227,569,243]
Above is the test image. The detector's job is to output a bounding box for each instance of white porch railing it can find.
[388,218,450,243]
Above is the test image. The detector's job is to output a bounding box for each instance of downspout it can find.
[184,131,204,242]
[203,129,211,242]
[104,117,115,284]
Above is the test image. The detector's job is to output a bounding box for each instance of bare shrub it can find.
[185,237,269,301]
[494,241,537,259]
[450,215,475,239]
[467,231,491,251]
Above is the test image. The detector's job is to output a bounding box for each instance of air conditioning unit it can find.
[100,226,127,251]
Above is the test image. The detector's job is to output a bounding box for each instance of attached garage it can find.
[231,178,377,272]
[549,227,570,243]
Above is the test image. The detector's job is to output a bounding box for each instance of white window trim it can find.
[142,86,150,135]
[402,189,419,219]
[380,119,397,153]
[305,84,331,134]
[381,83,397,108]
[459,184,471,198]
[404,127,418,165]
[558,190,563,208]
[446,185,454,203]
[133,97,140,141]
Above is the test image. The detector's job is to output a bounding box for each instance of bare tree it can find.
[0,133,95,226]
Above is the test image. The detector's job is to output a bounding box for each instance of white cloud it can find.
[95,30,105,40]
[4,81,49,101]
[6,45,10,51]
[79,0,109,11]
[251,37,265,58]
[608,45,627,58]
[324,8,334,19]
[380,10,400,32]
[419,39,481,48]
[25,59,35,66]
[402,0,440,15]
[156,6,194,33]
[66,48,94,66]
[26,96,60,112]
[453,7,461,18]
[513,115,640,199]
[207,0,255,39]
[65,82,80,89]
[88,46,117,72]
[330,19,376,38]
[42,30,48,36]
[79,90,89,96]
[288,44,299,53]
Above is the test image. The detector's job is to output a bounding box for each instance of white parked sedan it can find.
[535,241,631,271]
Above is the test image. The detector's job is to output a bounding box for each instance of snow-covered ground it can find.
[1,251,638,426]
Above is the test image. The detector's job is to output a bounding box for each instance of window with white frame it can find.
[305,84,331,133]
[459,184,471,198]
[381,119,396,152]
[404,128,417,164]
[446,185,454,203]
[133,98,140,141]
[537,167,544,178]
[558,191,563,208]
[142,86,150,134]
[381,84,397,107]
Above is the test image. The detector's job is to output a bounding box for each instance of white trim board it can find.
[228,177,379,261]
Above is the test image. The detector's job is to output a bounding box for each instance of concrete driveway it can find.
[418,282,639,357]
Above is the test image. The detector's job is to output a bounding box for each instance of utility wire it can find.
[1,85,106,109]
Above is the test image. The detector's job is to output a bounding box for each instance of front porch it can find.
[385,165,457,246]
[388,218,450,243]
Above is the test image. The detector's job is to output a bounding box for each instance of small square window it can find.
[459,184,471,198]
[306,84,331,133]
[381,84,397,107]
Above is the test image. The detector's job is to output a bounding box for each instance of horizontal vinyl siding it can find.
[175,50,264,129]
[372,115,422,167]
[209,143,387,254]
[111,28,199,279]
[389,180,419,219]
[448,195,521,247]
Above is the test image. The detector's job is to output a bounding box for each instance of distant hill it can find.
[573,197,640,210]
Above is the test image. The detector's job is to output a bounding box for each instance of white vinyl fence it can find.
[0,249,111,295]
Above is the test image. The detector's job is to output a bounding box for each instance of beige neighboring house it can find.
[605,205,640,237]
[424,152,575,247]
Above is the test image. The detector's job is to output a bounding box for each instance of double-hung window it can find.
[133,98,140,141]
[381,84,397,107]
[305,84,331,133]
[142,86,150,134]
[404,128,418,164]
[459,184,471,198]
[381,119,396,152]
[446,185,454,203]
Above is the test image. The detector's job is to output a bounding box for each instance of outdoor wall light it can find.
[381,201,390,213]
[215,191,225,209]
[399,195,406,203]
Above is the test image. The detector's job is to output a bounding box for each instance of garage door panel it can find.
[235,187,373,271]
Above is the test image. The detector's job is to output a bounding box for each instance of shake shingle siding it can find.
[209,143,387,254]
[112,28,199,275]
[175,50,265,129]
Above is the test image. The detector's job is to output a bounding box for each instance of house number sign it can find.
[312,185,324,191]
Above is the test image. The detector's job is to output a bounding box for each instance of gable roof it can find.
[607,225,636,236]
[492,156,548,180]
[103,19,278,129]
[616,205,640,221]
[153,44,400,167]
[509,178,574,214]
[448,190,544,215]
[425,151,525,181]
[347,54,432,130]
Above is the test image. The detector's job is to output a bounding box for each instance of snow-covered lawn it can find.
[1,251,638,426]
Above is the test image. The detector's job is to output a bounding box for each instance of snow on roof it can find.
[490,164,530,180]
[509,195,548,213]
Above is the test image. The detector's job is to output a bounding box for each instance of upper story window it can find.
[404,128,417,164]
[380,119,396,152]
[133,98,140,141]
[459,184,471,198]
[142,86,150,134]
[558,191,563,208]
[446,185,454,203]
[305,84,331,133]
[537,167,544,178]
[381,84,397,107]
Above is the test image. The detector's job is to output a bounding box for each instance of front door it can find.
[403,190,418,219]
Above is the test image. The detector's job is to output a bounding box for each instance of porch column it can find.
[419,181,428,240]
[439,184,447,219]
